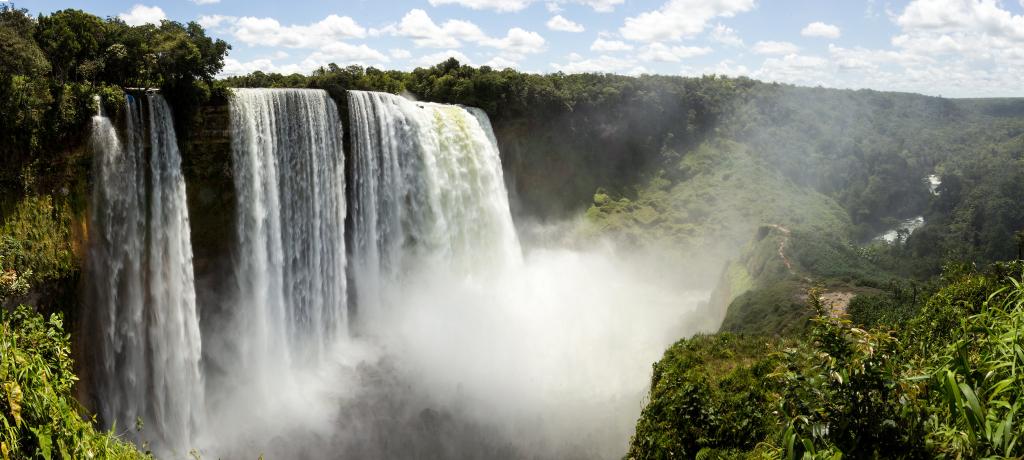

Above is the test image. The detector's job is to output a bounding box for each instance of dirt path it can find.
[765,224,794,274]
[819,291,854,318]
[766,224,853,318]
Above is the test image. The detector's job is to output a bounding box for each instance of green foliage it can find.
[629,334,783,459]
[632,263,1024,459]
[584,141,851,261]
[848,280,928,329]
[922,273,1024,457]
[0,306,149,459]
[0,254,32,301]
[0,7,229,194]
[0,195,77,288]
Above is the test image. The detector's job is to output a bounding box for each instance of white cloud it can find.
[710,23,744,47]
[218,15,367,48]
[394,9,465,47]
[620,0,757,42]
[590,38,633,51]
[197,14,234,29]
[392,9,545,56]
[551,54,642,74]
[191,0,220,4]
[752,40,800,55]
[427,0,534,12]
[547,15,585,32]
[301,42,390,68]
[485,56,518,68]
[118,4,166,26]
[574,0,624,12]
[390,49,413,59]
[896,0,1024,37]
[220,58,304,77]
[681,59,750,77]
[827,44,921,70]
[427,0,622,12]
[704,59,750,76]
[637,43,712,62]
[490,27,547,55]
[413,50,473,67]
[801,21,841,38]
[753,53,830,85]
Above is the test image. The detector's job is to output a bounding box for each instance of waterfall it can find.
[347,91,520,313]
[89,93,203,457]
[226,88,347,372]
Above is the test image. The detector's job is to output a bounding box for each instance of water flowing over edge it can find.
[213,87,347,390]
[347,90,520,318]
[89,93,203,458]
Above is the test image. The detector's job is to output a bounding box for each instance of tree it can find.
[34,9,106,84]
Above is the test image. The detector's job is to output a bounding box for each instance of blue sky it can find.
[15,0,1024,97]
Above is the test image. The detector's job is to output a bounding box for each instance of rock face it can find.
[181,102,234,279]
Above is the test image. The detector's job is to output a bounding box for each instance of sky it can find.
[13,0,1024,97]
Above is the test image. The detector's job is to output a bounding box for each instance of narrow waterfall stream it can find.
[89,94,203,458]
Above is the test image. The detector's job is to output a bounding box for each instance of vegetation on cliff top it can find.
[0,6,229,197]
[631,262,1024,459]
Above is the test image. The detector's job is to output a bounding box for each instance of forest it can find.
[2,5,1024,459]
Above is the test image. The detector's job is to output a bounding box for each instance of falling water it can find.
[226,88,347,371]
[90,93,203,457]
[347,91,520,313]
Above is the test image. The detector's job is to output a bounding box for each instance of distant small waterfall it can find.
[90,93,203,457]
[347,91,520,311]
[226,88,347,371]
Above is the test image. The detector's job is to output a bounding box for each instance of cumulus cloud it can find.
[197,14,234,29]
[752,40,800,55]
[484,56,519,68]
[590,38,633,51]
[208,15,368,48]
[118,4,166,26]
[220,58,304,77]
[413,49,473,67]
[896,0,1024,36]
[390,9,545,57]
[638,43,712,62]
[302,42,390,65]
[710,23,744,47]
[681,59,750,77]
[620,0,756,42]
[801,21,841,38]
[429,0,623,12]
[753,53,830,85]
[390,49,413,59]
[427,0,535,12]
[551,54,645,74]
[547,15,585,32]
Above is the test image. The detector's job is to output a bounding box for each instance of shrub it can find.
[0,306,148,459]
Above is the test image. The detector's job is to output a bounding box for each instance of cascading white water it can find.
[342,91,704,459]
[90,93,203,457]
[226,88,347,371]
[347,91,520,313]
